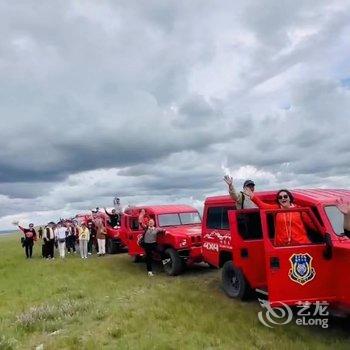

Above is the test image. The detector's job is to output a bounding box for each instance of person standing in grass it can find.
[66,222,77,254]
[16,222,37,259]
[139,214,165,276]
[87,221,97,255]
[43,223,55,259]
[95,219,107,256]
[79,222,90,259]
[38,226,43,239]
[54,223,68,259]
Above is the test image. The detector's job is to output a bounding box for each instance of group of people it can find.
[17,218,107,260]
[16,185,350,276]
[223,175,350,245]
[17,207,164,278]
[16,196,124,260]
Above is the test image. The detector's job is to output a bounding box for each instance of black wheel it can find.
[106,238,119,254]
[222,261,250,300]
[162,248,183,276]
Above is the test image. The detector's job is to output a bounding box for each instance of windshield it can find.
[158,212,201,227]
[179,212,201,225]
[324,205,345,236]
[158,214,181,227]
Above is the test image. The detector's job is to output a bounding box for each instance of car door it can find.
[126,215,144,256]
[202,205,234,267]
[260,207,336,306]
[228,209,266,289]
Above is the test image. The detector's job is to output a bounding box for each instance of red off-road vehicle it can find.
[117,205,202,275]
[90,211,127,254]
[202,189,350,313]
[75,213,92,224]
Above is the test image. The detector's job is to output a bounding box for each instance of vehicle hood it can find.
[164,224,201,237]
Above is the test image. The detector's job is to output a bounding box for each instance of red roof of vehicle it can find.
[205,189,350,206]
[126,204,199,215]
[204,195,235,205]
[75,213,92,218]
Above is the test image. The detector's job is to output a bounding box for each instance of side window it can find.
[222,208,230,229]
[130,218,140,231]
[206,207,234,229]
[206,207,221,229]
[237,212,263,240]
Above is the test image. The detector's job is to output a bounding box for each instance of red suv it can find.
[203,189,350,314]
[123,205,202,275]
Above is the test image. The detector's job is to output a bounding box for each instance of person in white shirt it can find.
[54,223,68,259]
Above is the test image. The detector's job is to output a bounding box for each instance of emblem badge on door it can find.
[288,253,316,285]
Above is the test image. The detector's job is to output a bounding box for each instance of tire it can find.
[222,261,250,300]
[162,248,183,276]
[106,238,119,254]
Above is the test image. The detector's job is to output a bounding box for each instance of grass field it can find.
[0,233,349,350]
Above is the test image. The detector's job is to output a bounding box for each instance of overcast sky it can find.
[1,0,350,229]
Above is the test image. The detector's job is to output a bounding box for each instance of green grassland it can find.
[0,233,349,350]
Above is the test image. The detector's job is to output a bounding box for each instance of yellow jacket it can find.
[78,227,90,240]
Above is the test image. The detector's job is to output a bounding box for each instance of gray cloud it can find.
[0,0,350,228]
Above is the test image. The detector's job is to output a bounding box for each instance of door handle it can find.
[240,248,248,258]
[270,257,280,269]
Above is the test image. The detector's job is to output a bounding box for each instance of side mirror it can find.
[323,233,333,260]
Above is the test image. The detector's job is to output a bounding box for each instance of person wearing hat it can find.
[223,176,257,209]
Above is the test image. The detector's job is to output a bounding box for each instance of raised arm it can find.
[224,175,238,200]
[104,208,113,218]
[18,225,25,233]
[18,225,31,235]
[336,198,350,231]
[138,209,148,229]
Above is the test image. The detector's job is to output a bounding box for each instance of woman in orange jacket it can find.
[243,188,317,246]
